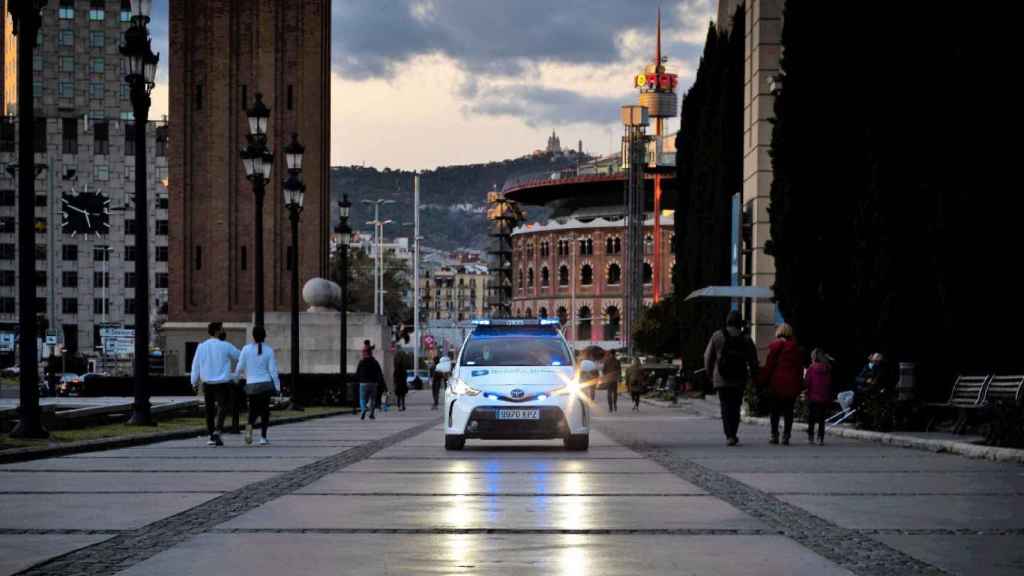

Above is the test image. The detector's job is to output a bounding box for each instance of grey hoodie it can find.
[704,326,759,389]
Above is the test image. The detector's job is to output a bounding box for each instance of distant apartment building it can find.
[421,264,488,322]
[0,0,168,360]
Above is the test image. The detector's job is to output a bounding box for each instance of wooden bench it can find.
[926,374,989,434]
[982,375,1024,407]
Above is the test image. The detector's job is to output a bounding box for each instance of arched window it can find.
[644,234,654,255]
[525,308,533,318]
[557,306,568,326]
[614,237,621,254]
[604,306,621,340]
[541,266,550,287]
[559,265,569,287]
[606,237,614,254]
[577,306,592,341]
[580,264,593,286]
[518,269,524,291]
[643,262,653,285]
[527,268,534,288]
[607,263,621,285]
[539,307,548,319]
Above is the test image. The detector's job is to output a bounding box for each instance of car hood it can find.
[458,365,574,393]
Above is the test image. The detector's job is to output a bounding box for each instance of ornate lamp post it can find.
[335,196,353,412]
[121,0,159,426]
[282,133,305,409]
[241,95,272,329]
[8,0,48,439]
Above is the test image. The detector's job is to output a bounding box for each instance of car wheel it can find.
[444,434,465,451]
[563,434,589,451]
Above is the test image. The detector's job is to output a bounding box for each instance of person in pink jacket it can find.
[804,348,833,445]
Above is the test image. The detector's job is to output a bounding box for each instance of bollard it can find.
[896,362,915,402]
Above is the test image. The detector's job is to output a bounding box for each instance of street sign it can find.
[45,330,58,345]
[423,335,436,349]
[100,327,135,356]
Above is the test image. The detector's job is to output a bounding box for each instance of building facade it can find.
[420,264,488,323]
[167,0,330,324]
[510,216,674,349]
[0,0,168,360]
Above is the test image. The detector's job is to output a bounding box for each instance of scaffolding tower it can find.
[486,189,525,318]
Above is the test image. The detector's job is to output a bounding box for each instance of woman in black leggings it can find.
[233,326,281,445]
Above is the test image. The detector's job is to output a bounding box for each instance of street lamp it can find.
[282,133,305,409]
[121,0,159,427]
[361,199,395,316]
[335,196,353,413]
[8,0,48,439]
[242,94,273,329]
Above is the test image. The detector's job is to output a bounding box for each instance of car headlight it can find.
[555,378,582,396]
[449,378,481,396]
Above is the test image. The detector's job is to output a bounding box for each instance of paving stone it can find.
[874,535,1024,576]
[0,493,221,530]
[728,472,1024,495]
[0,457,318,472]
[0,472,279,494]
[0,534,112,576]
[779,494,1024,530]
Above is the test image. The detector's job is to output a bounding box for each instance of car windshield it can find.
[461,331,571,367]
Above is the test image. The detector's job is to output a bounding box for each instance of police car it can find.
[436,319,589,451]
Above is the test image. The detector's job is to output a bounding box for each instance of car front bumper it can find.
[444,393,590,439]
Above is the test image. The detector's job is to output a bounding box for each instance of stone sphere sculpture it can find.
[302,277,342,311]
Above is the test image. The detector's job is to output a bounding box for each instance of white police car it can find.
[437,319,589,451]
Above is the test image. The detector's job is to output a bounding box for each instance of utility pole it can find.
[362,198,394,316]
[413,175,421,372]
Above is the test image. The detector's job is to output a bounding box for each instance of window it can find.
[607,263,621,285]
[0,270,13,286]
[94,245,110,261]
[643,262,653,285]
[90,31,104,48]
[580,264,593,286]
[35,218,47,233]
[60,56,75,73]
[527,268,534,288]
[89,0,105,21]
[89,81,105,99]
[124,272,135,288]
[124,245,136,261]
[156,246,168,262]
[92,58,105,74]
[604,306,621,340]
[0,190,13,206]
[287,85,294,110]
[33,81,42,98]
[35,195,47,207]
[35,244,46,260]
[124,165,134,181]
[124,298,135,314]
[33,55,42,72]
[95,164,109,181]
[0,119,14,152]
[124,123,135,156]
[579,238,593,256]
[60,30,74,46]
[156,220,168,235]
[157,196,169,210]
[156,126,168,157]
[241,84,247,108]
[35,118,46,153]
[240,246,246,270]
[577,306,591,341]
[0,217,13,233]
[62,118,78,154]
[156,273,168,289]
[62,245,78,261]
[62,298,78,314]
[124,219,135,235]
[558,265,569,287]
[62,271,78,287]
[120,0,130,21]
[59,0,74,19]
[0,297,14,313]
[94,271,109,288]
[517,269,523,291]
[460,333,571,367]
[35,270,47,287]
[541,266,549,287]
[0,244,14,260]
[93,298,109,315]
[93,121,109,155]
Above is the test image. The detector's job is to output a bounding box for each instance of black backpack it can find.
[717,329,749,380]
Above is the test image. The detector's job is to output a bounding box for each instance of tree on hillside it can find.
[672,6,744,369]
[328,247,411,326]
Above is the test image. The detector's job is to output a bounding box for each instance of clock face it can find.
[61,191,110,238]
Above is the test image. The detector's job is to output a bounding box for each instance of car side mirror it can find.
[436,357,452,374]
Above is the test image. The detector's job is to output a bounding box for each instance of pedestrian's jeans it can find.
[203,383,230,437]
[718,386,744,440]
[359,382,378,414]
[807,401,829,440]
[770,395,797,440]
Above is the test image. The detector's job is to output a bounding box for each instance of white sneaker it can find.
[258,437,269,446]
[206,438,216,446]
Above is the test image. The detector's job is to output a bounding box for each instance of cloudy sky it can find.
[149,0,716,171]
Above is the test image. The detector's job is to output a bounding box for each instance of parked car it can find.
[406,369,429,390]
[1,365,19,377]
[57,373,83,397]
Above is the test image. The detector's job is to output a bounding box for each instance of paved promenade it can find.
[1,392,1022,575]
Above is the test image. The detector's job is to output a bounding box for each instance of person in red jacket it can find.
[759,323,803,445]
[804,348,833,445]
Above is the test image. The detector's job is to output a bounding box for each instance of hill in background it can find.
[329,153,586,252]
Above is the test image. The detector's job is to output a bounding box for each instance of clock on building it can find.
[61,191,110,238]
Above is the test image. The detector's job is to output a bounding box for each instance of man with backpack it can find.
[704,311,760,446]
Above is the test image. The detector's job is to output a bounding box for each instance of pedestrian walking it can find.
[218,329,244,434]
[759,323,803,445]
[190,322,240,446]
[393,351,409,411]
[603,349,622,412]
[627,358,645,411]
[233,326,280,446]
[579,358,599,401]
[805,348,832,445]
[704,311,759,446]
[356,343,385,420]
[431,366,444,409]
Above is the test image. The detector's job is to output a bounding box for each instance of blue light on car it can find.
[537,395,547,401]
[486,394,498,400]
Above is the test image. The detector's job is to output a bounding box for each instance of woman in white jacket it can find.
[233,326,281,445]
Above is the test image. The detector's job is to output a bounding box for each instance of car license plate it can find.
[496,408,540,420]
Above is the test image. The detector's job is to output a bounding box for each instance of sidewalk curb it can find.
[640,395,1024,465]
[0,408,352,465]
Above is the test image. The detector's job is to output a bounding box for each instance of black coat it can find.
[393,360,408,396]
[355,356,385,387]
